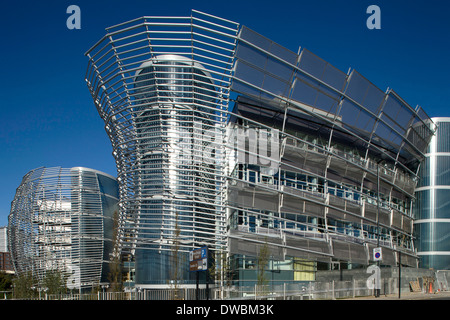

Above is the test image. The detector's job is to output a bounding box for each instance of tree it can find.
[208,250,234,299]
[257,240,270,296]
[0,271,13,298]
[42,269,67,295]
[169,211,183,300]
[13,271,38,299]
[108,210,122,292]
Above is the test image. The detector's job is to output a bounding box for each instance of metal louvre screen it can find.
[8,167,118,289]
[85,10,240,285]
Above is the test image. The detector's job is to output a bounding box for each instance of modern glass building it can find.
[86,12,237,287]
[8,167,119,290]
[0,226,7,253]
[415,118,450,270]
[85,10,435,289]
[0,226,13,273]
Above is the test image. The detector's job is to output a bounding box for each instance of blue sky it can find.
[0,0,449,226]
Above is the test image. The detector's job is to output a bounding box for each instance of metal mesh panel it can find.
[344,70,385,115]
[233,26,435,168]
[229,20,430,270]
[298,50,347,91]
[332,241,368,264]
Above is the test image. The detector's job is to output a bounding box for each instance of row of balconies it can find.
[229,224,417,267]
[230,178,413,233]
[227,179,415,259]
[283,137,417,196]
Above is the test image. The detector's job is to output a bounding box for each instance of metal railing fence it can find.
[11,279,414,300]
[8,270,450,300]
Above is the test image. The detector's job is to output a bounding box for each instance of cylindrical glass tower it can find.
[415,118,450,270]
[132,55,221,285]
[85,13,239,287]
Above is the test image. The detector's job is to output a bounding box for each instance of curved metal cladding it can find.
[85,10,239,285]
[8,167,119,290]
[86,9,435,287]
[415,118,450,269]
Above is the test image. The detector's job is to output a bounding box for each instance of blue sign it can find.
[373,247,382,261]
[189,247,208,272]
[201,247,207,259]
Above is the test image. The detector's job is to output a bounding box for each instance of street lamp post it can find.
[375,159,382,298]
[398,251,401,299]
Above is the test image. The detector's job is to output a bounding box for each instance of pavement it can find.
[344,290,450,300]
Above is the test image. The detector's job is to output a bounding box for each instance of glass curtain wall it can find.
[132,56,220,284]
[415,118,450,270]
